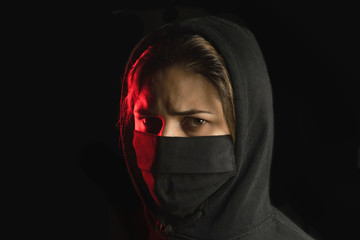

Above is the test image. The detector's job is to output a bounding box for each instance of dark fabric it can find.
[133,131,235,218]
[120,16,315,239]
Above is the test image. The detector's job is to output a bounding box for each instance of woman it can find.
[119,16,315,240]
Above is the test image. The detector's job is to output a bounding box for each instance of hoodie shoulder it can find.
[270,209,316,240]
[231,208,316,240]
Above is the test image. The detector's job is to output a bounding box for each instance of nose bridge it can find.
[160,118,185,137]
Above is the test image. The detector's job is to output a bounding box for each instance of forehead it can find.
[135,65,222,114]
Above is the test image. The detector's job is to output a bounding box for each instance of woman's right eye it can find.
[141,117,163,134]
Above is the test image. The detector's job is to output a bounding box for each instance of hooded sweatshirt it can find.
[120,16,315,240]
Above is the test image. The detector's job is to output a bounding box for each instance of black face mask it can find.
[133,130,236,218]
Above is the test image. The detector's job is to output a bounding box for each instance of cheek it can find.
[205,123,229,136]
[206,116,230,136]
[134,118,143,132]
[133,92,150,132]
[215,114,230,135]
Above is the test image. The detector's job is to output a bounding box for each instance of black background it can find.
[26,1,359,239]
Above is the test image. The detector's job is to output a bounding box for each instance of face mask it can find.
[133,130,236,218]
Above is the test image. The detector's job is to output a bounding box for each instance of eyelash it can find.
[182,117,207,129]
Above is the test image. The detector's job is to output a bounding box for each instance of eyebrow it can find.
[134,107,213,116]
[168,108,214,116]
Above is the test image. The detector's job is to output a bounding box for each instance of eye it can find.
[140,116,163,134]
[182,117,207,130]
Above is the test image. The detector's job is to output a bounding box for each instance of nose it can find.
[160,119,186,137]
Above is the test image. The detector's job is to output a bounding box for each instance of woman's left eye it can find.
[192,118,206,126]
[182,117,207,129]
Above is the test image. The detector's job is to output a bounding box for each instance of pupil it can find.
[195,118,204,125]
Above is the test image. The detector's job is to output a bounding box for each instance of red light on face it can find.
[134,83,165,136]
[133,131,160,205]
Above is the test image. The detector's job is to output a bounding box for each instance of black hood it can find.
[120,16,314,240]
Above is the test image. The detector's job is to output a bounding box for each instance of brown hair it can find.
[122,33,236,141]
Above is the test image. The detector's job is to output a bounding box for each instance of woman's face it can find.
[134,65,230,137]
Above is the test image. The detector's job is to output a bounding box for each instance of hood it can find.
[120,16,274,239]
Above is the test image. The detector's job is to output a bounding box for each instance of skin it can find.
[134,65,230,137]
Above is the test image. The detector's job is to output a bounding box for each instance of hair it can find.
[122,33,236,141]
